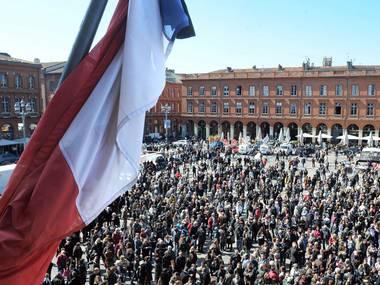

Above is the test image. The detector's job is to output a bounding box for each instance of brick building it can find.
[144,69,183,138]
[0,53,42,140]
[41,62,65,105]
[180,59,380,144]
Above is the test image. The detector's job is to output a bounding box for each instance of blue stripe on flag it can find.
[160,0,195,41]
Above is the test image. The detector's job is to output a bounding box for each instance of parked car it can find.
[0,153,19,165]
[294,146,316,157]
[172,139,189,146]
[209,141,224,150]
[238,143,254,154]
[259,144,273,155]
[342,146,361,156]
[274,143,294,155]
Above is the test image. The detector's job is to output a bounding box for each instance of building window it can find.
[276,85,283,96]
[262,102,269,114]
[199,86,205,96]
[305,85,312,96]
[335,102,342,115]
[336,84,343,96]
[28,76,35,89]
[350,103,358,116]
[291,85,297,96]
[211,86,217,96]
[223,85,229,96]
[304,102,311,115]
[211,102,217,113]
[319,103,327,115]
[15,74,23,89]
[290,103,297,115]
[187,101,193,113]
[236,102,242,113]
[263,85,269,96]
[187,86,192,96]
[320,85,327,96]
[368,84,376,96]
[1,96,9,113]
[223,102,229,113]
[249,85,255,96]
[29,97,37,112]
[0,73,8,88]
[248,102,255,114]
[199,101,205,113]
[49,80,58,92]
[351,84,359,96]
[236,85,242,96]
[275,102,282,114]
[367,103,374,116]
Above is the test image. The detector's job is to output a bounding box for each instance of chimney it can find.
[347,60,353,70]
[322,57,332,67]
[303,58,311,70]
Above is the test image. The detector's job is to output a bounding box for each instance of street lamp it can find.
[161,104,171,144]
[14,99,32,147]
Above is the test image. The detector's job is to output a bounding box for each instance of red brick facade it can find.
[144,81,182,138]
[0,53,42,140]
[180,63,380,143]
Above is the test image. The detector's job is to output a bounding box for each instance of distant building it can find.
[181,59,380,143]
[144,69,183,138]
[0,53,42,139]
[41,61,65,105]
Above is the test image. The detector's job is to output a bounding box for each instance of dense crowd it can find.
[44,141,380,285]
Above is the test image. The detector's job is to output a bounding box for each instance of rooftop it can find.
[0,52,40,66]
[42,62,66,74]
[182,63,380,80]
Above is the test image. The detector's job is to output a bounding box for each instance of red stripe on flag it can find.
[0,1,129,284]
[0,149,80,284]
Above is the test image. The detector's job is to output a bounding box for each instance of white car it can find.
[238,144,254,154]
[259,144,272,155]
[277,143,294,155]
[172,139,189,146]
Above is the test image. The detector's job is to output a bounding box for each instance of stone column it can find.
[194,124,198,137]
[230,124,234,140]
[256,125,261,139]
[206,123,210,138]
[218,124,222,137]
[327,128,332,142]
[243,125,247,139]
[269,126,274,138]
[312,127,317,143]
[181,123,187,137]
[359,129,363,145]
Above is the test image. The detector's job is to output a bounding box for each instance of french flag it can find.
[0,0,194,284]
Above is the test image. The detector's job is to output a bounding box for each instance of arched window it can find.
[0,73,8,88]
[1,96,9,113]
[30,97,37,112]
[28,75,35,89]
[15,74,23,89]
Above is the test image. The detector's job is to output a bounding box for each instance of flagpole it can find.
[58,0,109,87]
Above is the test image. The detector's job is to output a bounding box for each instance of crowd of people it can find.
[44,140,380,285]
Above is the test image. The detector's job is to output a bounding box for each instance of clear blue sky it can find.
[1,0,380,73]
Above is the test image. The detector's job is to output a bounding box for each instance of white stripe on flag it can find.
[59,0,166,224]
